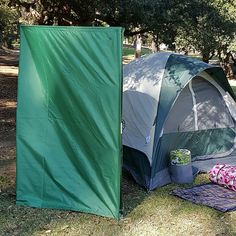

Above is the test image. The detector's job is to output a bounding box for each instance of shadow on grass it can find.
[1,169,236,235]
[0,192,77,236]
[121,171,148,217]
[0,166,149,235]
[231,85,236,95]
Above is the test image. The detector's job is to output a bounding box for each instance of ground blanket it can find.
[171,183,236,212]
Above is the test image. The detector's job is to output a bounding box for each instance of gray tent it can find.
[122,52,236,190]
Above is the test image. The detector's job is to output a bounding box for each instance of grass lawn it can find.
[122,48,216,64]
[123,47,151,57]
[123,47,151,64]
[1,50,236,235]
[229,81,236,94]
[1,162,236,235]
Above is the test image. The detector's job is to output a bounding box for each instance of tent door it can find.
[163,76,236,160]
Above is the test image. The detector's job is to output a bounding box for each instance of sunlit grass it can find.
[123,47,151,64]
[229,81,236,95]
[123,47,151,57]
[1,162,236,236]
[1,51,236,235]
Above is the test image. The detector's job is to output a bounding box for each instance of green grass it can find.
[1,71,236,236]
[1,160,236,236]
[123,47,151,57]
[122,48,219,64]
[231,85,236,95]
[122,47,151,64]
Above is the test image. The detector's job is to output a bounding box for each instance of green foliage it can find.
[9,0,144,30]
[8,0,236,58]
[175,0,236,62]
[0,1,18,48]
[229,40,236,52]
[170,149,191,165]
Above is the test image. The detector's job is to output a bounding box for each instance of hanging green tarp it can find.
[16,26,123,219]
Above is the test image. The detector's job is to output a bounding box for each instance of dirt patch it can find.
[0,159,16,191]
[0,49,18,151]
[0,49,17,194]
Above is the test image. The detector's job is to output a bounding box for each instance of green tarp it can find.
[16,26,123,219]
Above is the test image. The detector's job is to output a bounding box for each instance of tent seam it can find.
[189,80,198,131]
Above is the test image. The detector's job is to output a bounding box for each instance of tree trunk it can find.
[168,43,176,52]
[220,52,235,80]
[134,34,142,59]
[152,34,160,52]
[151,41,157,53]
[202,52,210,63]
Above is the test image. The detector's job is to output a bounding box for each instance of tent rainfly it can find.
[122,52,236,190]
[16,26,123,219]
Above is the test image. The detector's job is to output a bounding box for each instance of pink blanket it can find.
[209,164,236,191]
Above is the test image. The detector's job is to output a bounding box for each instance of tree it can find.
[147,0,188,51]
[175,0,236,63]
[7,0,236,80]
[0,1,18,48]
[173,0,236,79]
[9,0,143,30]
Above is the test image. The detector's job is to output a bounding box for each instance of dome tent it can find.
[122,52,236,190]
